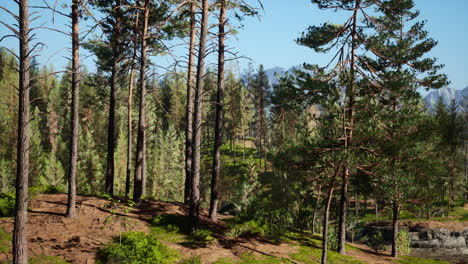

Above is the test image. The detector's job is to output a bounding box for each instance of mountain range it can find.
[262,67,467,112]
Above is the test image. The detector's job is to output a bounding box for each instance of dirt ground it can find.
[0,194,465,264]
[0,194,300,264]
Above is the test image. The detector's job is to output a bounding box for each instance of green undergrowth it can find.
[0,186,66,217]
[0,227,12,254]
[96,231,180,264]
[284,232,365,264]
[150,214,215,247]
[395,256,450,264]
[29,256,70,264]
[225,218,283,244]
[213,253,291,264]
[289,246,365,264]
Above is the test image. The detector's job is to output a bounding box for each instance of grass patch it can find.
[396,256,450,264]
[289,246,365,264]
[179,256,202,264]
[29,256,70,264]
[0,227,12,254]
[283,232,365,264]
[213,253,291,264]
[150,214,191,243]
[97,231,180,264]
[150,226,188,244]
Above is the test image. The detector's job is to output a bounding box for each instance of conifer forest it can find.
[0,0,467,263]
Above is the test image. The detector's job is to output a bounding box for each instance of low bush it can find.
[191,229,214,243]
[226,219,269,238]
[97,231,179,264]
[152,214,189,232]
[226,219,283,243]
[397,230,411,255]
[327,229,338,250]
[364,232,386,253]
[0,192,15,217]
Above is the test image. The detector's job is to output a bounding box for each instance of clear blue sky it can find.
[1,0,467,91]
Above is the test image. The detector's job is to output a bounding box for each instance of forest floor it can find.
[0,194,465,264]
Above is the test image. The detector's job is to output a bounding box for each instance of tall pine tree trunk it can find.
[134,0,149,204]
[184,2,196,205]
[13,0,31,262]
[391,200,399,257]
[338,168,349,254]
[311,184,322,234]
[190,0,209,233]
[321,177,336,264]
[105,0,122,195]
[209,0,227,221]
[66,0,80,218]
[338,0,360,255]
[125,12,138,198]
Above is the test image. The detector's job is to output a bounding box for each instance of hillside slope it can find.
[0,194,461,264]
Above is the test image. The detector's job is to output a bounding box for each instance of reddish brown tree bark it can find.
[105,0,122,196]
[13,0,31,262]
[209,0,227,221]
[337,0,360,255]
[134,0,149,204]
[66,0,81,218]
[125,12,139,199]
[184,1,197,205]
[190,0,209,233]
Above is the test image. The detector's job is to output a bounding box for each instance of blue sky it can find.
[1,0,467,91]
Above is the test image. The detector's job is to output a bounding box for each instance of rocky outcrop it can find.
[409,228,468,250]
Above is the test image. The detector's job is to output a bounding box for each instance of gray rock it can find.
[412,239,442,248]
[409,232,420,242]
[442,236,466,249]
[432,228,450,240]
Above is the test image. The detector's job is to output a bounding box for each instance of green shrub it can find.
[226,219,268,238]
[327,229,338,250]
[226,219,283,243]
[0,227,12,254]
[29,185,66,195]
[397,230,411,255]
[0,192,15,217]
[151,214,188,232]
[364,232,386,253]
[191,229,214,242]
[179,256,202,264]
[97,231,179,264]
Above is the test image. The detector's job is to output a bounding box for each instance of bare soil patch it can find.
[0,194,298,264]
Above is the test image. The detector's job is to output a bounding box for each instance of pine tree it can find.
[190,0,210,233]
[66,0,81,218]
[360,0,448,256]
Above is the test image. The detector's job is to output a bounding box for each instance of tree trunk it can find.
[184,2,196,205]
[66,0,80,218]
[353,191,358,243]
[134,0,149,204]
[337,167,349,254]
[13,0,31,262]
[105,0,122,196]
[189,0,209,233]
[337,0,360,255]
[391,201,399,257]
[375,193,379,221]
[125,13,138,199]
[311,184,322,234]
[209,0,226,221]
[321,179,336,264]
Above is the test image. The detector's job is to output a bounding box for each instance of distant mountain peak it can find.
[423,86,467,112]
